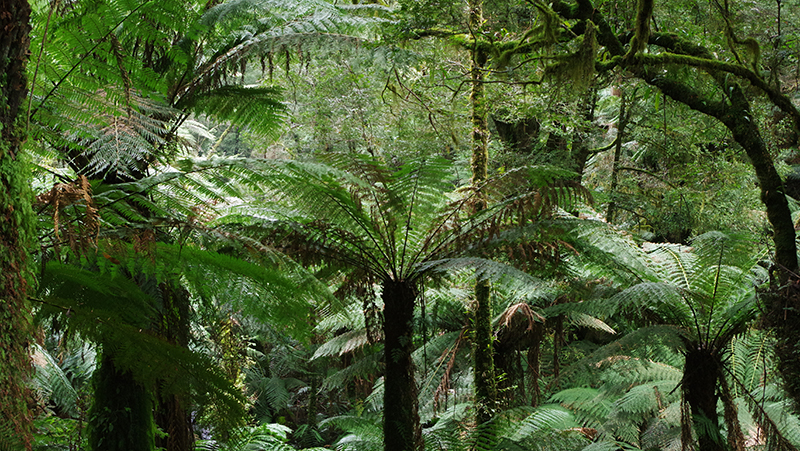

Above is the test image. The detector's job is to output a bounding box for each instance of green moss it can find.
[0,125,36,451]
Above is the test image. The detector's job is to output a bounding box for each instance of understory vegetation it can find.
[4,0,800,450]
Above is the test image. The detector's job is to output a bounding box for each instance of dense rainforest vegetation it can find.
[4,0,800,450]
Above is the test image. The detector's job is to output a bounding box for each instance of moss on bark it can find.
[0,1,35,449]
[468,0,498,430]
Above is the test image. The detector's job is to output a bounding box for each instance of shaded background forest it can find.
[4,0,800,450]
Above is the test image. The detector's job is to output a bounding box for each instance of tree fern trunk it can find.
[0,0,35,448]
[89,354,156,451]
[154,283,194,451]
[382,279,422,451]
[682,347,724,451]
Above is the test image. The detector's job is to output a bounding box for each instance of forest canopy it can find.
[2,0,800,450]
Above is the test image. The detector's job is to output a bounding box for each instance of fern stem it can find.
[26,0,56,134]
[30,1,156,121]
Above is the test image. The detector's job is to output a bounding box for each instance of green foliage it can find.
[18,0,800,449]
[35,234,329,438]
[32,415,88,451]
[180,87,286,139]
[196,422,330,451]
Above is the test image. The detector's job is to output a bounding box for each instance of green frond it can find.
[153,243,327,340]
[579,442,626,451]
[728,330,773,395]
[614,380,679,418]
[421,257,555,303]
[31,343,83,418]
[490,406,589,451]
[182,86,286,138]
[38,260,158,329]
[645,243,697,290]
[551,388,610,428]
[321,414,384,451]
[196,422,329,451]
[415,330,468,419]
[599,359,683,394]
[556,325,685,387]
[315,299,367,334]
[639,402,683,451]
[568,312,616,335]
[560,218,656,285]
[691,231,765,271]
[321,350,382,392]
[421,403,472,450]
[313,329,370,358]
[258,376,306,414]
[548,282,687,326]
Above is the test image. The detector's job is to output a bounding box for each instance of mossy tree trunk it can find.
[468,0,498,429]
[473,279,496,425]
[382,279,423,451]
[0,0,35,449]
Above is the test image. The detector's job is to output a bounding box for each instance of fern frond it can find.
[31,343,82,418]
[181,86,286,138]
[420,257,556,303]
[321,350,382,392]
[313,329,370,358]
[321,414,384,451]
[551,388,610,428]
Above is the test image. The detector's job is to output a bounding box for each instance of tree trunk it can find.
[89,354,156,451]
[682,347,724,451]
[606,89,629,223]
[473,278,497,424]
[468,0,498,429]
[154,283,194,451]
[528,323,543,407]
[0,0,34,449]
[382,279,422,451]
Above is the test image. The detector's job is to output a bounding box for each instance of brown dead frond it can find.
[499,302,545,331]
[132,228,156,261]
[433,329,466,413]
[37,175,99,253]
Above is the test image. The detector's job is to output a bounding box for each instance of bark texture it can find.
[382,279,422,451]
[682,347,724,451]
[469,0,498,428]
[89,354,156,451]
[154,283,194,451]
[0,0,35,448]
